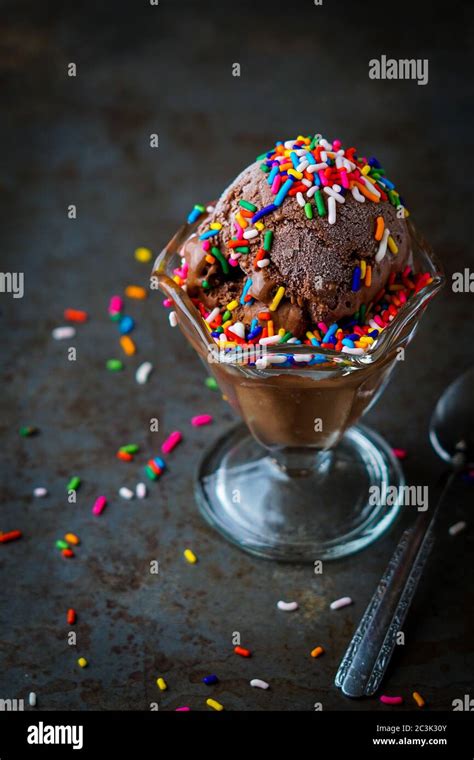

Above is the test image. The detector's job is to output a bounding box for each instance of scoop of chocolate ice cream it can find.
[182,136,410,339]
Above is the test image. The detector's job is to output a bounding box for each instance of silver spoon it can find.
[335,367,474,698]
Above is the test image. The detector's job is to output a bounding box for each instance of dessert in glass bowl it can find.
[152,133,443,561]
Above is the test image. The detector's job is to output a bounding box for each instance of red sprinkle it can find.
[234,646,251,658]
[62,548,74,558]
[0,530,22,543]
[67,609,76,625]
[117,450,133,462]
[64,309,88,323]
[392,448,407,460]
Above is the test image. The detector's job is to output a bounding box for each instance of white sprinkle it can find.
[169,311,178,327]
[268,354,288,364]
[119,487,134,500]
[369,319,382,332]
[136,482,147,499]
[323,186,345,203]
[33,487,48,498]
[259,335,281,346]
[257,258,270,268]
[306,185,318,198]
[301,178,312,188]
[286,337,299,344]
[297,159,309,172]
[341,346,365,355]
[135,361,153,385]
[307,162,328,173]
[294,149,308,156]
[230,252,241,260]
[327,195,336,225]
[255,358,268,369]
[228,321,245,339]
[319,138,332,150]
[449,521,466,536]
[29,692,37,707]
[284,139,297,149]
[362,176,380,197]
[52,326,75,340]
[335,156,344,169]
[293,354,313,362]
[320,151,328,162]
[351,185,365,203]
[330,596,353,610]
[375,228,390,263]
[296,191,305,208]
[206,205,215,213]
[243,229,258,240]
[250,679,270,690]
[205,307,220,324]
[277,600,299,612]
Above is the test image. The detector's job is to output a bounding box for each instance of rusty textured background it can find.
[0,0,473,711]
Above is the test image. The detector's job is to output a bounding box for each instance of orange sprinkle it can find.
[117,450,133,462]
[239,208,254,218]
[258,312,271,320]
[365,265,372,288]
[374,216,385,241]
[120,335,136,356]
[253,248,265,270]
[354,181,379,203]
[227,239,246,248]
[235,212,248,229]
[311,646,325,658]
[267,320,274,337]
[412,691,425,708]
[205,254,215,264]
[65,533,80,545]
[279,162,293,171]
[64,309,88,323]
[125,285,147,300]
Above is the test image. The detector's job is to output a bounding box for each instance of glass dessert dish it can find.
[153,216,444,562]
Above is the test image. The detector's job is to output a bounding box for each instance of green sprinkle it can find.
[239,200,257,212]
[279,331,293,344]
[263,230,273,252]
[195,204,206,212]
[120,444,139,454]
[234,246,249,254]
[201,280,210,289]
[260,163,270,173]
[309,134,320,150]
[388,190,400,207]
[359,304,366,323]
[19,426,38,437]
[211,247,229,275]
[222,310,231,322]
[106,359,123,372]
[67,476,81,492]
[255,151,270,161]
[109,312,121,322]
[314,190,326,217]
[205,377,218,391]
[304,202,313,220]
[145,465,158,481]
[56,540,69,550]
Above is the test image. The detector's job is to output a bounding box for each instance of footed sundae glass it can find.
[153,216,444,561]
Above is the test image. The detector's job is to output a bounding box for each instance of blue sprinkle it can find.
[293,339,302,344]
[347,333,360,341]
[309,337,321,347]
[119,316,135,335]
[322,323,338,342]
[368,157,381,168]
[369,329,379,338]
[153,457,166,470]
[198,229,219,241]
[240,278,253,305]
[211,331,221,338]
[378,176,395,190]
[273,178,294,207]
[187,207,202,224]
[342,339,355,348]
[305,151,316,166]
[247,326,262,340]
[267,164,279,185]
[290,151,299,169]
[351,266,361,291]
[203,674,219,685]
[250,318,258,332]
[251,204,277,223]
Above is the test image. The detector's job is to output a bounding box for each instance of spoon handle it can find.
[335,471,457,697]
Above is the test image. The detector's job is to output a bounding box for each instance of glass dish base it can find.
[196,423,404,562]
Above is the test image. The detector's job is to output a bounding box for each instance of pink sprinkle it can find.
[392,448,407,460]
[236,224,244,240]
[317,322,328,334]
[332,139,342,150]
[176,707,190,712]
[339,169,350,189]
[380,695,403,705]
[374,315,385,328]
[191,414,213,427]
[92,496,107,516]
[202,240,210,252]
[318,170,329,187]
[161,431,182,454]
[271,174,281,194]
[162,298,173,308]
[109,295,123,313]
[229,258,239,267]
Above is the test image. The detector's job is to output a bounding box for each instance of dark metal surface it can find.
[1,0,473,711]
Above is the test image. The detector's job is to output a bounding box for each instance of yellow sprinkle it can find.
[269,286,285,312]
[412,691,425,708]
[306,331,315,341]
[361,164,371,175]
[278,327,285,337]
[255,222,265,231]
[311,646,324,658]
[134,247,152,263]
[173,275,183,286]
[222,320,233,329]
[360,260,366,279]
[226,300,238,311]
[125,285,147,300]
[235,212,248,229]
[365,175,377,185]
[204,321,212,332]
[388,235,398,254]
[288,169,303,180]
[267,320,274,337]
[206,698,224,711]
[210,222,222,230]
[222,394,228,401]
[156,677,167,691]
[184,548,197,564]
[404,208,410,218]
[64,532,80,545]
[221,341,236,348]
[120,335,136,356]
[77,657,88,668]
